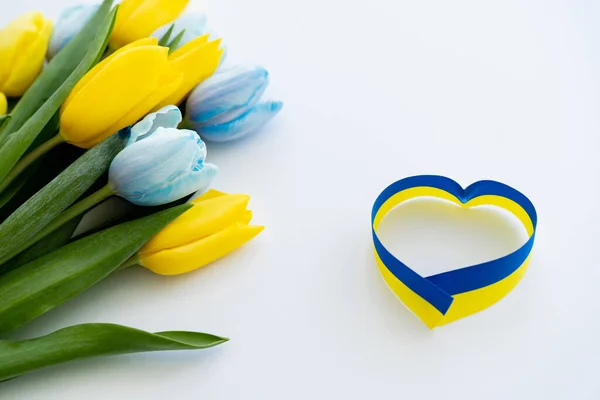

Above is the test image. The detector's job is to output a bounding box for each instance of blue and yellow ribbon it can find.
[372,175,537,328]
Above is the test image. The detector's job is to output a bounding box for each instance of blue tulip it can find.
[185,65,283,142]
[47,4,99,59]
[126,104,182,146]
[109,106,217,206]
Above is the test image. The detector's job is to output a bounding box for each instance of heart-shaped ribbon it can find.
[372,175,537,328]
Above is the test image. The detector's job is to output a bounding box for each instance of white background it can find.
[2,0,600,399]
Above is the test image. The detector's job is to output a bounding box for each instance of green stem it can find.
[0,133,65,195]
[33,184,115,244]
[0,184,115,265]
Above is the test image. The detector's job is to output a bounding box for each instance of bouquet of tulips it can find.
[0,0,282,382]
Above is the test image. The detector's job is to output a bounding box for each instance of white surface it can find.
[2,0,600,399]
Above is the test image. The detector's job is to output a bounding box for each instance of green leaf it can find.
[0,323,227,381]
[0,162,38,210]
[4,194,193,277]
[168,29,186,53]
[0,4,117,184]
[0,0,114,145]
[0,133,127,266]
[85,194,194,235]
[0,113,62,211]
[0,115,9,130]
[0,139,83,223]
[0,216,83,276]
[25,110,60,157]
[158,24,175,47]
[0,203,191,334]
[0,115,10,148]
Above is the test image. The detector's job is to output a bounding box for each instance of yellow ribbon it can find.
[372,176,537,328]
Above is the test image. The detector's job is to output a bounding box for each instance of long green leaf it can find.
[0,203,191,334]
[0,115,9,131]
[1,187,190,273]
[0,0,114,142]
[0,323,227,381]
[0,163,37,210]
[0,115,9,150]
[25,110,60,157]
[0,216,83,276]
[0,133,126,266]
[0,5,117,183]
[0,137,83,223]
[0,112,62,211]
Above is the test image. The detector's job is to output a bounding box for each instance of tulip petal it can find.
[61,37,159,114]
[47,4,99,59]
[141,222,264,275]
[133,162,218,206]
[110,127,198,192]
[193,189,227,201]
[0,93,6,116]
[239,210,253,225]
[155,37,223,108]
[0,12,41,86]
[0,12,52,96]
[166,31,208,58]
[61,45,169,146]
[139,193,251,256]
[196,101,283,142]
[102,69,182,143]
[187,65,269,125]
[127,105,182,145]
[110,0,190,49]
[109,127,216,206]
[110,0,146,41]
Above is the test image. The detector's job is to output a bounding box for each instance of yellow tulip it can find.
[0,93,6,116]
[139,190,264,276]
[110,0,189,50]
[60,37,183,148]
[153,35,223,110]
[0,11,52,97]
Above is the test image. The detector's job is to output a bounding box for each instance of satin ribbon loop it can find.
[372,175,537,328]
